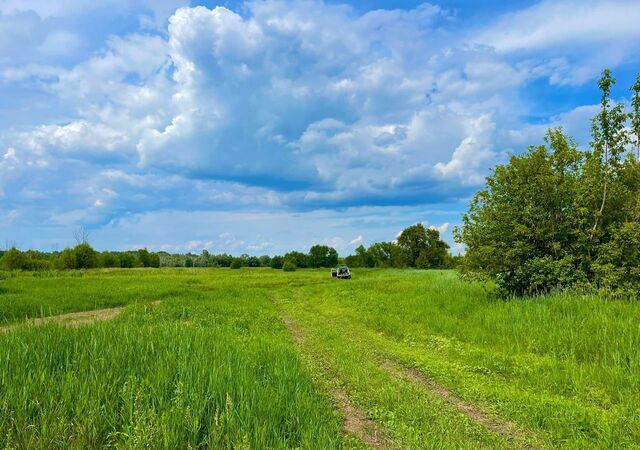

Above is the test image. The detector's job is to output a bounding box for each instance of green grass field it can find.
[1,269,638,448]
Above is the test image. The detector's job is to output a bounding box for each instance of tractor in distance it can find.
[331,264,352,279]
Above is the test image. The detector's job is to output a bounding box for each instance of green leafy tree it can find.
[415,249,430,269]
[587,69,629,243]
[307,245,339,268]
[1,247,28,271]
[270,255,284,269]
[74,243,98,269]
[354,245,375,267]
[630,74,640,160]
[57,248,78,270]
[148,253,160,268]
[593,222,640,296]
[423,228,450,268]
[397,224,450,268]
[230,258,242,269]
[283,251,307,268]
[119,252,136,268]
[245,256,261,267]
[137,249,153,267]
[456,128,589,294]
[457,69,640,295]
[101,252,120,268]
[214,254,233,267]
[259,255,272,267]
[367,242,397,268]
[397,224,428,267]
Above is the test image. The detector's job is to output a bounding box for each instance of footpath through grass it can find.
[1,268,639,448]
[275,269,640,449]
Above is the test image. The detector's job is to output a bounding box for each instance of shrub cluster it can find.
[0,246,161,271]
[457,70,640,297]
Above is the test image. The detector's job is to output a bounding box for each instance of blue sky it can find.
[1,0,639,255]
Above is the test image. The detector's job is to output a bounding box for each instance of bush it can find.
[230,258,242,269]
[270,255,284,269]
[457,70,640,296]
[119,252,136,268]
[74,243,98,269]
[283,251,307,268]
[415,250,429,269]
[283,260,297,272]
[1,248,28,271]
[137,249,160,268]
[101,252,120,268]
[259,255,272,267]
[245,256,260,267]
[56,248,77,270]
[593,222,640,296]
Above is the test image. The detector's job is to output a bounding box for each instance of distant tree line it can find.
[457,70,640,297]
[0,245,160,271]
[0,224,456,272]
[344,223,459,269]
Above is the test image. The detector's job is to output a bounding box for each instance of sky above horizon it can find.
[1,0,639,255]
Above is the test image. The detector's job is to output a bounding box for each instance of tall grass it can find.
[0,281,342,448]
[2,268,638,448]
[276,269,640,448]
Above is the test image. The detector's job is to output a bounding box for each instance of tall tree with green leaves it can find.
[458,69,640,296]
[588,69,628,242]
[456,128,586,294]
[397,223,450,269]
[630,74,640,160]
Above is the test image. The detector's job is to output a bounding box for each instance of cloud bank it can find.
[1,0,639,252]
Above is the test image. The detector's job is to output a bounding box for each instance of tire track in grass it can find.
[0,301,160,334]
[381,359,538,449]
[281,316,393,449]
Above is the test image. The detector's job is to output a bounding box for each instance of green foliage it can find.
[593,222,640,296]
[100,252,120,268]
[282,260,296,272]
[307,245,338,268]
[630,73,640,159]
[56,248,78,270]
[397,223,450,268]
[458,69,640,296]
[73,243,98,269]
[135,249,160,268]
[245,256,261,267]
[283,251,307,268]
[259,255,272,267]
[230,258,243,269]
[270,255,284,269]
[0,247,28,271]
[119,252,136,268]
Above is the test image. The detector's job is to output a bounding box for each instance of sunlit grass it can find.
[1,268,638,448]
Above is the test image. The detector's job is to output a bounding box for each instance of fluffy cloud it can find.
[1,0,638,252]
[475,0,640,84]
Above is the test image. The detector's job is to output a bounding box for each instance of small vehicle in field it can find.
[331,265,352,279]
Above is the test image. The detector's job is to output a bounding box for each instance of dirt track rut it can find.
[0,305,126,333]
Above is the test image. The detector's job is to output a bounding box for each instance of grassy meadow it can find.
[0,268,638,448]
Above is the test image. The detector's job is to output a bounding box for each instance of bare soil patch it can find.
[0,302,160,333]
